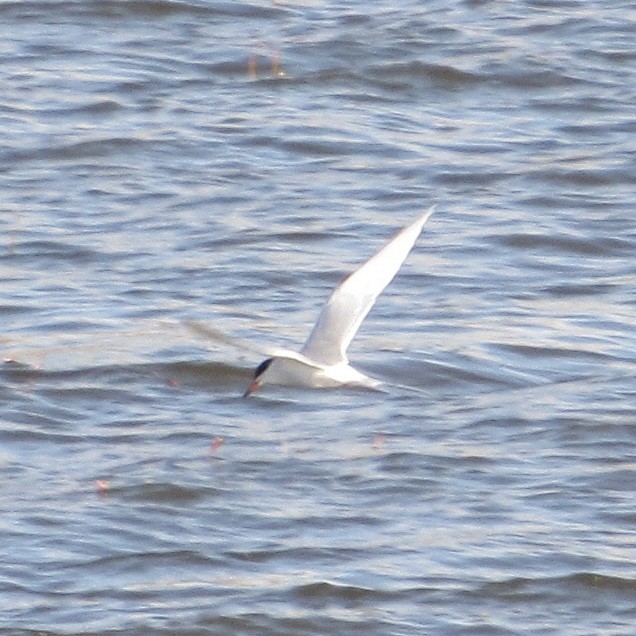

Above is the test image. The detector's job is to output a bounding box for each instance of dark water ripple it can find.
[2,0,636,634]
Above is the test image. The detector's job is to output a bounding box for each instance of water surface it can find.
[2,1,635,634]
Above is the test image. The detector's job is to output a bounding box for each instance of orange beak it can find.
[243,378,261,397]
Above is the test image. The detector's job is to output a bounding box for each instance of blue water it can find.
[1,1,635,634]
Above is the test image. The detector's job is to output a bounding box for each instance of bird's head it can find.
[243,358,273,397]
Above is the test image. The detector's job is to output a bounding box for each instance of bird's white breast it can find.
[266,357,380,389]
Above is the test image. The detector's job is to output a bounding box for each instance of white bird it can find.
[238,205,436,396]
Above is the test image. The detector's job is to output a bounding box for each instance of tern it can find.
[240,206,436,396]
[188,207,435,395]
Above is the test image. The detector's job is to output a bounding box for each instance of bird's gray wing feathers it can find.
[300,206,435,365]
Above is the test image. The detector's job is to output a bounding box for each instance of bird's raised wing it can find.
[300,206,435,366]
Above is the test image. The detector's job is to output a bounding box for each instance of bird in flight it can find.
[240,206,436,396]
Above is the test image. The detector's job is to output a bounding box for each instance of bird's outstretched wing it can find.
[185,320,320,367]
[300,206,435,366]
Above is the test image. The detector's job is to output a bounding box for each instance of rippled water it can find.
[2,1,635,634]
